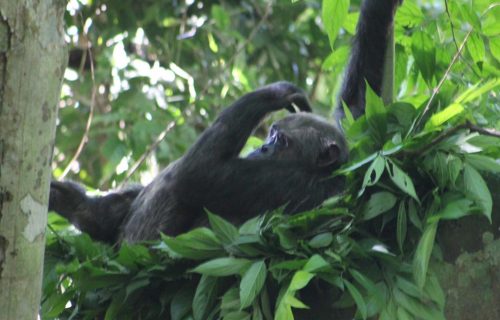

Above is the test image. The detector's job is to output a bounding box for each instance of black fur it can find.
[49,0,400,243]
[335,0,400,119]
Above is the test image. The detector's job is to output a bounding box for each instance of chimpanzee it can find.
[49,0,401,243]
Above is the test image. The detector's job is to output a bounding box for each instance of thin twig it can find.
[60,40,97,179]
[119,121,176,186]
[444,0,459,51]
[404,121,500,156]
[408,29,472,137]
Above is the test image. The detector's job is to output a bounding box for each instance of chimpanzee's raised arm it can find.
[336,0,401,119]
[185,81,311,161]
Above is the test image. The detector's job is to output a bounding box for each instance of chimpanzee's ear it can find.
[316,141,341,168]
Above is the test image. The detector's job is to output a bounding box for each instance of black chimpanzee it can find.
[49,0,401,243]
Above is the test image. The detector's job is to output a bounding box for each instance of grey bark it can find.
[0,1,66,319]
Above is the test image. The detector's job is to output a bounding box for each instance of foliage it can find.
[45,0,499,319]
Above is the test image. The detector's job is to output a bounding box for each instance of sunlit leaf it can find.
[322,0,350,49]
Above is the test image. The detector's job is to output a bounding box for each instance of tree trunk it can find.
[0,1,66,319]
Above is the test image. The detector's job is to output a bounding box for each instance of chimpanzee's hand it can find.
[262,81,312,113]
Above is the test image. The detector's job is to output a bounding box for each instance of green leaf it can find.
[424,275,445,309]
[193,275,219,320]
[308,233,333,248]
[338,152,378,174]
[365,83,387,144]
[191,257,252,277]
[397,1,424,27]
[465,154,500,173]
[211,5,230,29]
[171,284,195,320]
[428,198,473,222]
[285,295,309,309]
[303,255,330,273]
[350,269,377,294]
[344,280,368,319]
[397,201,407,252]
[393,288,445,320]
[411,31,436,85]
[207,212,239,243]
[362,192,397,220]
[359,155,385,196]
[322,0,350,49]
[162,228,224,260]
[413,222,438,288]
[386,159,419,202]
[464,164,493,222]
[240,260,267,309]
[221,287,240,315]
[289,271,314,291]
[467,33,485,64]
[425,103,464,129]
[454,78,500,104]
[490,36,500,62]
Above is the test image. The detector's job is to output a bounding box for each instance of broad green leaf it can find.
[163,228,224,260]
[393,288,445,320]
[240,260,267,308]
[344,280,368,319]
[413,222,438,288]
[396,1,424,27]
[221,287,240,315]
[490,36,500,62]
[275,298,293,320]
[411,31,436,85]
[465,154,500,173]
[428,198,473,222]
[457,4,481,30]
[286,295,309,309]
[338,152,378,174]
[193,275,218,320]
[207,212,239,244]
[408,199,422,231]
[289,271,314,291]
[365,83,387,144]
[467,33,485,64]
[464,164,493,222]
[425,103,464,128]
[362,192,397,220]
[343,12,359,35]
[350,269,377,294]
[308,233,333,248]
[191,257,252,276]
[396,307,413,320]
[322,46,349,71]
[322,0,349,49]
[424,275,446,309]
[386,160,419,202]
[303,255,330,273]
[359,154,385,196]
